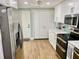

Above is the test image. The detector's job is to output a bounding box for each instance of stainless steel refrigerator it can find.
[0,6,12,59]
[0,29,4,59]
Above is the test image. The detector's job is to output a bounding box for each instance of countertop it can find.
[68,41,79,49]
[49,28,70,34]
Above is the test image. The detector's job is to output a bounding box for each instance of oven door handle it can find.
[74,51,79,56]
[57,43,66,53]
[57,37,66,44]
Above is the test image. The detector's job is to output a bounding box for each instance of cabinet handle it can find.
[57,37,66,44]
[57,43,66,53]
[74,51,79,57]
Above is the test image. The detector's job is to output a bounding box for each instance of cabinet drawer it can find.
[56,44,66,59]
[57,37,67,49]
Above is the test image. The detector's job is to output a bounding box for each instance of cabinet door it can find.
[54,4,62,23]
[54,3,64,23]
[49,32,57,50]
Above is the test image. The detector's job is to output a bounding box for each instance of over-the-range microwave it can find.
[64,14,79,28]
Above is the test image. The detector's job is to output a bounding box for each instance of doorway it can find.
[21,10,31,40]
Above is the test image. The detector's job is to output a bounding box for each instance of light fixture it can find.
[36,0,39,1]
[1,9,6,13]
[46,2,50,5]
[68,2,74,7]
[24,2,28,4]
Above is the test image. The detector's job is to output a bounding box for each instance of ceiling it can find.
[17,0,64,8]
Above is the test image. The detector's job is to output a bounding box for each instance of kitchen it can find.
[49,0,79,59]
[0,0,79,59]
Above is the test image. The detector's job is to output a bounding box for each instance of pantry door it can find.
[38,10,53,38]
[32,9,53,38]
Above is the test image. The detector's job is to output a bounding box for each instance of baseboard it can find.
[48,41,61,59]
[23,38,30,41]
[48,41,56,52]
[34,38,49,40]
[56,52,61,59]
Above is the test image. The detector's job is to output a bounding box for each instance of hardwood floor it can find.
[16,40,59,59]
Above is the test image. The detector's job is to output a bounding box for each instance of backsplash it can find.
[52,22,72,32]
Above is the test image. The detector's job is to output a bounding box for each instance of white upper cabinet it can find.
[72,0,79,14]
[54,3,64,23]
[54,0,79,23]
[9,0,17,8]
[0,0,17,8]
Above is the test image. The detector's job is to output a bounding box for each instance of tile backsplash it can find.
[52,22,72,31]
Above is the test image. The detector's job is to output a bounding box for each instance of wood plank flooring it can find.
[16,40,59,59]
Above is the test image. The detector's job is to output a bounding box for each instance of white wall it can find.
[0,30,4,59]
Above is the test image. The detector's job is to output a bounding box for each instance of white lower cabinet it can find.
[49,30,69,50]
[49,32,57,50]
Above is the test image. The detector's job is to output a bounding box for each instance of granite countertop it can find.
[68,41,79,49]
